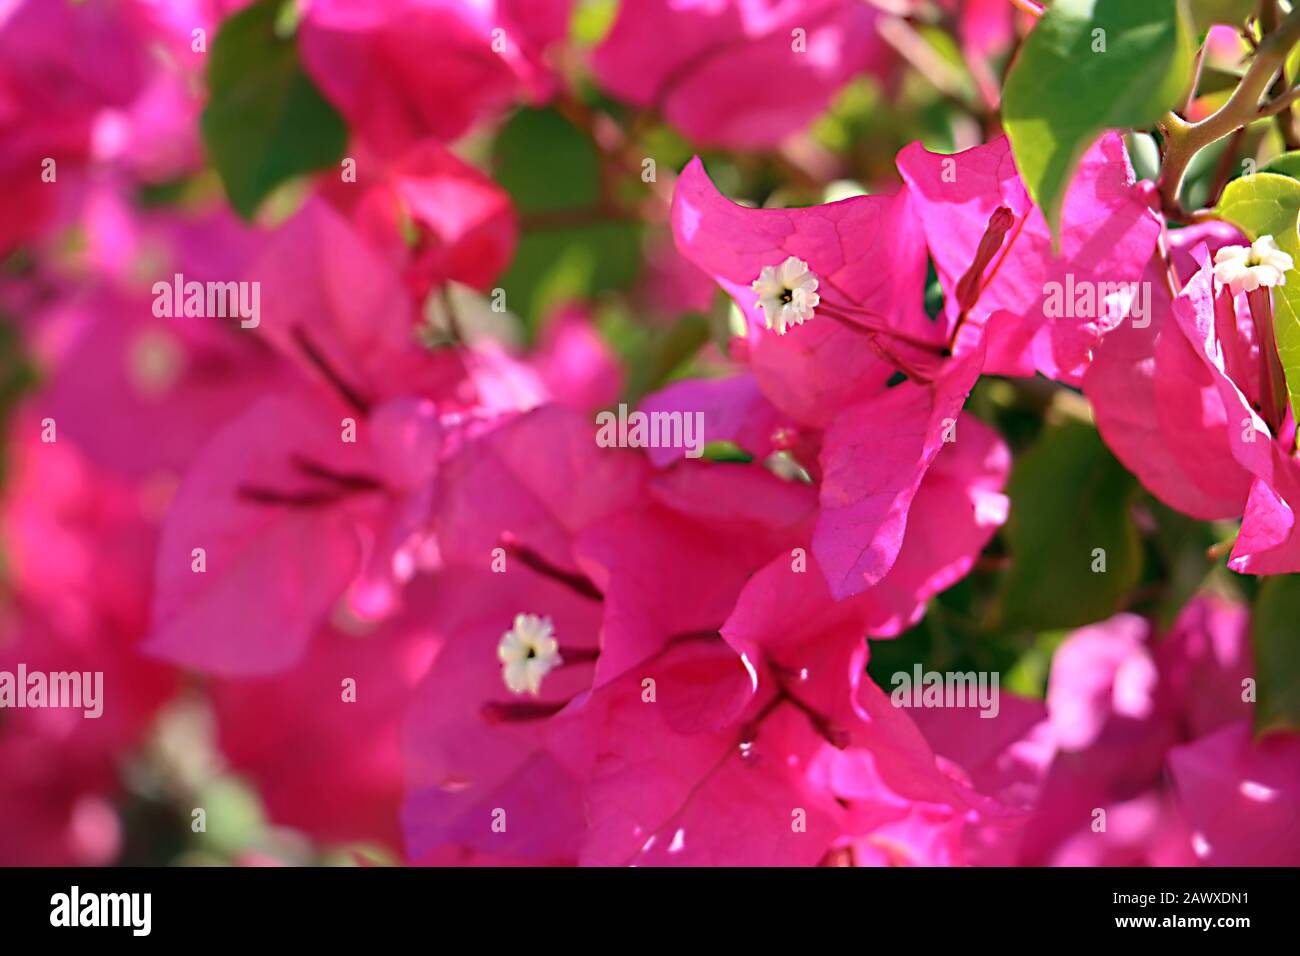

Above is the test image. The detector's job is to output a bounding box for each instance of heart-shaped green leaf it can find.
[1003,0,1194,246]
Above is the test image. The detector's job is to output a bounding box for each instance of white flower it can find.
[497,613,562,696]
[1213,235,1294,295]
[751,256,820,334]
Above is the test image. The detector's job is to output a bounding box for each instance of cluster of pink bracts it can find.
[1,0,1297,867]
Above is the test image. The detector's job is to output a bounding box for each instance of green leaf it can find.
[494,108,602,212]
[867,582,1027,691]
[998,418,1143,630]
[1004,630,1069,699]
[1002,0,1194,244]
[499,224,643,334]
[0,316,37,496]
[571,0,620,47]
[200,0,347,220]
[1250,574,1300,735]
[1194,64,1247,97]
[1215,172,1300,426]
[1179,134,1232,213]
[624,312,711,401]
[700,442,754,464]
[1125,131,1161,182]
[1188,0,1255,31]
[1261,151,1300,180]
[1145,497,1218,628]
[194,777,266,854]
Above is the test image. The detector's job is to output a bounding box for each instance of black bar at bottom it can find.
[0,866,1289,942]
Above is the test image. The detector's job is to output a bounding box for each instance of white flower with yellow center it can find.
[752,256,820,334]
[1213,235,1294,295]
[497,613,562,696]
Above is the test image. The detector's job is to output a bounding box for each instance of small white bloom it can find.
[497,613,562,696]
[751,256,820,334]
[1213,235,1294,295]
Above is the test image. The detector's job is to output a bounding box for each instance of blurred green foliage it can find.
[201,0,346,219]
[493,108,644,336]
[998,417,1144,630]
[1003,0,1195,241]
[1251,575,1300,734]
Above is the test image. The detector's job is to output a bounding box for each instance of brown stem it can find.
[1158,8,1300,220]
[1205,126,1249,209]
[1260,1,1300,148]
